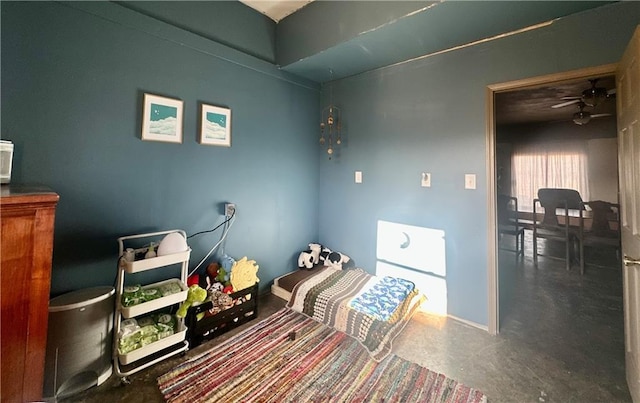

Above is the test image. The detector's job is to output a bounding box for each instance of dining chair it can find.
[582,200,621,263]
[497,194,525,259]
[533,188,585,273]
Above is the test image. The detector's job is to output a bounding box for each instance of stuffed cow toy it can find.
[297,243,322,269]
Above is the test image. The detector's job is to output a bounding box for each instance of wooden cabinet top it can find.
[1,184,59,207]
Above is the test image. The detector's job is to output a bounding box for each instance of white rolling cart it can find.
[114,230,191,383]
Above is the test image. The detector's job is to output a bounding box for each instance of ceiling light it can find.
[581,79,608,107]
[573,110,591,125]
[572,101,592,125]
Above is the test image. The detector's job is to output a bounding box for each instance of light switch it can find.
[355,171,363,184]
[421,172,431,187]
[465,174,476,189]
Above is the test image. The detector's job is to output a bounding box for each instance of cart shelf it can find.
[120,279,188,319]
[123,250,191,273]
[113,230,190,380]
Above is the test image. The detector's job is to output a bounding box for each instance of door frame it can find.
[485,63,618,335]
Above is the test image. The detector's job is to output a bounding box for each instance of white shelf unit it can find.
[114,230,191,379]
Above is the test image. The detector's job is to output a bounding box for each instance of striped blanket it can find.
[286,267,425,361]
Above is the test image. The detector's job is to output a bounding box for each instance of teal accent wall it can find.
[1,1,320,296]
[317,2,639,325]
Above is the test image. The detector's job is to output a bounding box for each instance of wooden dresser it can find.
[1,185,59,403]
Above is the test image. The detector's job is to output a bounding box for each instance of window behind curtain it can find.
[511,141,589,212]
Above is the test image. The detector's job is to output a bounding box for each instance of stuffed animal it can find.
[298,243,353,270]
[317,245,352,270]
[319,246,332,264]
[220,254,235,273]
[216,267,229,283]
[297,243,323,269]
[230,256,260,291]
[308,243,322,258]
[206,290,234,315]
[298,249,315,269]
[325,250,351,270]
[187,273,200,287]
[176,284,208,318]
[208,282,224,293]
[201,262,226,293]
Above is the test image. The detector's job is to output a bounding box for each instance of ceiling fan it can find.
[551,78,616,109]
[550,78,615,125]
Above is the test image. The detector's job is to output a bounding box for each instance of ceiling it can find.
[495,75,617,126]
[238,1,618,126]
[239,0,314,22]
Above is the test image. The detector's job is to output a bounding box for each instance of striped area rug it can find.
[158,308,487,403]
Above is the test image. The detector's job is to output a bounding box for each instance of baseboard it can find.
[447,314,489,332]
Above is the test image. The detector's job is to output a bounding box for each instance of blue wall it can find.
[1,1,320,296]
[318,2,640,325]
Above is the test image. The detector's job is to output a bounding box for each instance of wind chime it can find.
[319,105,341,159]
[319,73,342,159]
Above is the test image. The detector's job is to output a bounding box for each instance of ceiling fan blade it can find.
[591,113,612,118]
[552,99,581,108]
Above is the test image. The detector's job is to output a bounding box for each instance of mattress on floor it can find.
[271,264,327,301]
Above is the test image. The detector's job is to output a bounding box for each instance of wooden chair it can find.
[582,200,621,263]
[533,188,585,273]
[497,194,525,259]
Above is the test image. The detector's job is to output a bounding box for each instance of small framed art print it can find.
[199,104,231,147]
[141,93,184,143]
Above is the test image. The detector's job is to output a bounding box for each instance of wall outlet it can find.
[421,172,431,187]
[225,203,236,217]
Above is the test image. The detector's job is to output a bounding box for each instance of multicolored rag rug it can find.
[158,308,487,403]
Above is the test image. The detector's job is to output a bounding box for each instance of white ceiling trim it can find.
[239,0,314,22]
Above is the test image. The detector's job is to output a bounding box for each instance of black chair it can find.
[497,194,525,259]
[533,188,585,273]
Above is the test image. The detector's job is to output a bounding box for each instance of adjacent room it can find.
[2,1,640,402]
[495,74,621,319]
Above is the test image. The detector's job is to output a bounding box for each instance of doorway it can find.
[485,63,618,334]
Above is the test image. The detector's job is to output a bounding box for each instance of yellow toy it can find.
[230,257,259,291]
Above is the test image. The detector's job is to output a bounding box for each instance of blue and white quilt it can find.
[348,276,416,322]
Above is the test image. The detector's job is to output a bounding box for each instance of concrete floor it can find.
[61,235,629,403]
[394,233,629,402]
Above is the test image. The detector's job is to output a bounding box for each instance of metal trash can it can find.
[43,286,115,400]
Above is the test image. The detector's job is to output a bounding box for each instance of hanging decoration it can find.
[319,105,341,158]
[319,72,342,159]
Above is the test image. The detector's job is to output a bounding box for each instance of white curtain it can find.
[511,141,590,212]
